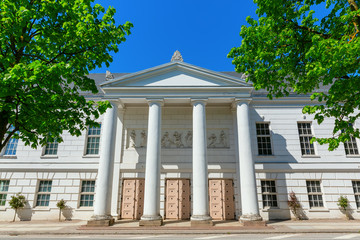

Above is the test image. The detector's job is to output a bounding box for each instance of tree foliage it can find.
[228,0,360,150]
[9,193,27,222]
[0,0,133,151]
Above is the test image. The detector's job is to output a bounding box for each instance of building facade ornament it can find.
[171,50,183,62]
[105,70,114,80]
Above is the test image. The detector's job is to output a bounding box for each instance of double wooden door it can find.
[165,179,191,220]
[209,179,235,220]
[120,179,145,220]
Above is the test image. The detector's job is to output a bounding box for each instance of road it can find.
[1,233,360,240]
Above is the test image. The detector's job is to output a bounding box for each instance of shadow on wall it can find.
[17,202,33,221]
[252,110,308,220]
[62,206,74,221]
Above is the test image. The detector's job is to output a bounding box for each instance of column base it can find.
[139,215,163,226]
[191,215,213,227]
[87,214,114,226]
[87,218,115,227]
[239,214,266,226]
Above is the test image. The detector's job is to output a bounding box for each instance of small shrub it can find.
[56,199,67,222]
[287,191,301,220]
[337,195,349,211]
[9,193,27,222]
[337,195,350,219]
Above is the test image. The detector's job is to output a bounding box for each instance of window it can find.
[36,180,52,207]
[298,122,315,155]
[80,180,95,207]
[261,180,278,208]
[4,137,18,156]
[256,123,272,155]
[0,180,10,206]
[306,180,324,208]
[44,140,58,155]
[3,126,19,156]
[86,125,101,155]
[352,181,360,209]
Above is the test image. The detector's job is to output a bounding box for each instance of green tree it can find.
[9,193,27,222]
[0,0,133,152]
[228,0,360,150]
[56,199,66,221]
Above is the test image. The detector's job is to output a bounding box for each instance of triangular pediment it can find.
[100,62,251,88]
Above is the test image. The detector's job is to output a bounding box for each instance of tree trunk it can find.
[59,209,61,222]
[13,209,17,222]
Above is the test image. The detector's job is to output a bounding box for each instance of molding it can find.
[100,61,251,88]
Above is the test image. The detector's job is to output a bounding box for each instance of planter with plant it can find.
[9,193,27,222]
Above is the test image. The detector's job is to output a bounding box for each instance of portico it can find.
[89,52,262,226]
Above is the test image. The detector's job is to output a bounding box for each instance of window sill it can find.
[257,155,275,158]
[33,207,51,211]
[301,155,321,158]
[346,155,360,158]
[82,155,100,158]
[40,156,58,159]
[76,207,94,211]
[0,156,17,159]
[308,208,329,212]
[262,207,281,212]
[0,206,8,211]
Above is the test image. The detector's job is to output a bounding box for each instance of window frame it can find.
[42,139,59,156]
[260,180,278,209]
[0,180,10,206]
[306,180,324,209]
[352,181,360,209]
[255,122,273,156]
[0,126,19,157]
[84,124,102,156]
[79,180,96,208]
[35,180,52,207]
[297,122,316,156]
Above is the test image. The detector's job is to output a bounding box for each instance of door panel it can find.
[166,179,179,219]
[165,179,190,220]
[121,179,145,220]
[209,179,235,220]
[179,179,190,219]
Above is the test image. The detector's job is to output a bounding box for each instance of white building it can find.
[1,51,360,225]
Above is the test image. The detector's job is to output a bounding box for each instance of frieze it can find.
[127,129,229,149]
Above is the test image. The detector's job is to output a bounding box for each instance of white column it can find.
[93,102,117,220]
[236,100,262,221]
[141,99,163,222]
[111,108,125,217]
[191,100,212,222]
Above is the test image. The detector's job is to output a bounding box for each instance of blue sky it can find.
[91,0,258,73]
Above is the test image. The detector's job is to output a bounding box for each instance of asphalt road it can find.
[1,233,360,240]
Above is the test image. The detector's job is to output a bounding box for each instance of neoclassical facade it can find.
[1,52,360,225]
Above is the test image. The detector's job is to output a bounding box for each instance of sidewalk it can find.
[0,219,359,235]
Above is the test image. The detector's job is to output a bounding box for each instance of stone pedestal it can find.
[240,220,267,227]
[191,219,213,227]
[139,218,163,226]
[87,218,115,227]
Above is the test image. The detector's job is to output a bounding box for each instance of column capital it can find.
[190,98,208,106]
[146,99,164,106]
[232,98,252,109]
